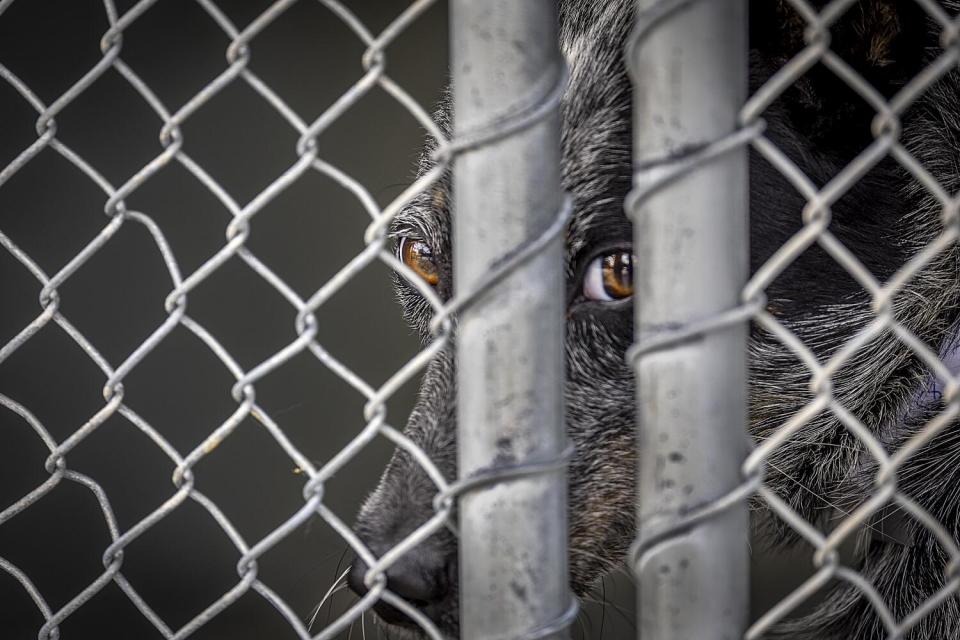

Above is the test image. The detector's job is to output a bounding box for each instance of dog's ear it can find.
[750,0,934,150]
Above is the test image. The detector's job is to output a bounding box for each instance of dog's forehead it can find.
[559,0,635,261]
[392,0,635,265]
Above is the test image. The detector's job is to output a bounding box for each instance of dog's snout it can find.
[347,546,455,626]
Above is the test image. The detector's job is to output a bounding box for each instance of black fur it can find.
[347,1,960,638]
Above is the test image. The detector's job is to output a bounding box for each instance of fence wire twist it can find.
[629,0,960,637]
[11,0,960,637]
[0,1,569,638]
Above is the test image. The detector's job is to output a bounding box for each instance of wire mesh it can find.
[0,0,558,638]
[10,0,960,638]
[628,0,960,637]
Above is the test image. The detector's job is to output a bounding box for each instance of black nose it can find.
[347,546,455,627]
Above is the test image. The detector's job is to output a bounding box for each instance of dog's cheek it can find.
[567,424,637,595]
[566,306,634,375]
[564,311,637,594]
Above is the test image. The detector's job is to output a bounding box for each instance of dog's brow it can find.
[390,190,448,253]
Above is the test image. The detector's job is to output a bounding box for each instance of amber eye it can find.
[398,237,440,286]
[583,251,634,301]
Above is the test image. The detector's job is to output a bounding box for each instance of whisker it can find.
[362,610,367,640]
[582,595,636,630]
[308,584,349,631]
[764,459,893,543]
[308,547,354,568]
[307,602,322,631]
[327,548,351,627]
[308,568,351,631]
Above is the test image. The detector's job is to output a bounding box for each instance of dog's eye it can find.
[583,251,634,301]
[398,237,439,286]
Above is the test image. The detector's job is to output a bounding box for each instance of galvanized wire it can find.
[0,1,569,638]
[628,0,960,638]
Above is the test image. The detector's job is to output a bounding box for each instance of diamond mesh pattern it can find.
[629,1,960,637]
[0,1,460,638]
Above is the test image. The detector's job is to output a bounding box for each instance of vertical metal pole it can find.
[628,1,749,639]
[450,1,569,639]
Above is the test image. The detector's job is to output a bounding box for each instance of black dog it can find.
[345,1,960,638]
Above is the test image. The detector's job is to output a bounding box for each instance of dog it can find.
[342,1,960,638]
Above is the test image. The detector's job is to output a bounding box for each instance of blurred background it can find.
[0,1,815,638]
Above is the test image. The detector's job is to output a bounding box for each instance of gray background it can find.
[0,1,813,638]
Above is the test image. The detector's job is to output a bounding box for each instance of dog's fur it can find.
[347,1,960,637]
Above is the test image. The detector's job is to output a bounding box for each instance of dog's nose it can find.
[346,546,454,626]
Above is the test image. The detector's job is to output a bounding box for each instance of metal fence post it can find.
[449,1,571,638]
[627,1,750,639]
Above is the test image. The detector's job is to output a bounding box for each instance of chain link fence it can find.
[0,0,607,636]
[0,0,561,638]
[630,0,960,638]
[8,0,960,639]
